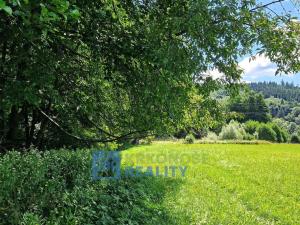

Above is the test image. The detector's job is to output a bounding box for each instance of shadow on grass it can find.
[90,149,186,224]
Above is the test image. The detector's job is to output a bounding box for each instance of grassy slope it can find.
[121,143,300,225]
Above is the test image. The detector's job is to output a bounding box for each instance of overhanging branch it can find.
[39,108,147,143]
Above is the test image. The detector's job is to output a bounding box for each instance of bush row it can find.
[184,120,300,143]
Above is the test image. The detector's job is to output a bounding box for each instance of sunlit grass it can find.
[121,143,300,225]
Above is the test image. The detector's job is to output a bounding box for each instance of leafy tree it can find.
[1,0,300,150]
[244,120,260,135]
[257,124,277,142]
[228,91,271,122]
[288,122,299,135]
[270,123,288,143]
[255,94,271,122]
[285,107,300,124]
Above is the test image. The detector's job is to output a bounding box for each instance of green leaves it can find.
[40,3,59,22]
[39,1,80,22]
[1,0,300,150]
[0,0,12,15]
[0,149,178,224]
[2,5,12,15]
[69,8,80,19]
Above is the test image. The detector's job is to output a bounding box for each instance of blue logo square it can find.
[91,151,121,180]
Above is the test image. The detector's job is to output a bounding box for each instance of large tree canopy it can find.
[0,0,299,150]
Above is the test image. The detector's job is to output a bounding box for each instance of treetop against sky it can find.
[239,0,300,84]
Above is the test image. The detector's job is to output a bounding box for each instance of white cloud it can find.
[205,54,277,81]
[239,54,277,81]
[204,53,300,84]
[239,54,298,83]
[206,69,224,79]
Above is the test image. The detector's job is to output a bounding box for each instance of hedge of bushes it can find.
[201,120,296,143]
[0,149,180,225]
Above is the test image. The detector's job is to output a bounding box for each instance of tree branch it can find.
[250,0,285,12]
[38,108,147,143]
[83,115,118,138]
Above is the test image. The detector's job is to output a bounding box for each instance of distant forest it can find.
[249,82,300,102]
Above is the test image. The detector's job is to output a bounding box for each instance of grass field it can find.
[121,143,300,225]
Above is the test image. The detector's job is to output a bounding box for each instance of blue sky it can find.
[240,0,300,85]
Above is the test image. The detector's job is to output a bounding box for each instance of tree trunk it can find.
[6,106,19,147]
[23,104,31,148]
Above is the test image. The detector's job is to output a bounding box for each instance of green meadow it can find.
[121,143,300,225]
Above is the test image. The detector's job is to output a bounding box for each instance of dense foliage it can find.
[218,120,245,140]
[266,97,294,118]
[244,120,260,135]
[257,124,277,142]
[250,82,300,121]
[1,0,300,151]
[249,81,300,102]
[0,149,180,225]
[291,134,300,143]
[210,82,300,143]
[200,118,289,143]
[228,90,271,122]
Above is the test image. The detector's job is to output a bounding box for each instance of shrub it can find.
[271,124,283,142]
[219,120,245,140]
[204,132,218,141]
[21,213,43,225]
[281,131,289,143]
[244,120,260,135]
[243,133,255,141]
[0,149,176,225]
[257,124,277,142]
[270,123,289,143]
[184,133,195,144]
[139,135,155,145]
[272,118,289,132]
[291,134,300,143]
